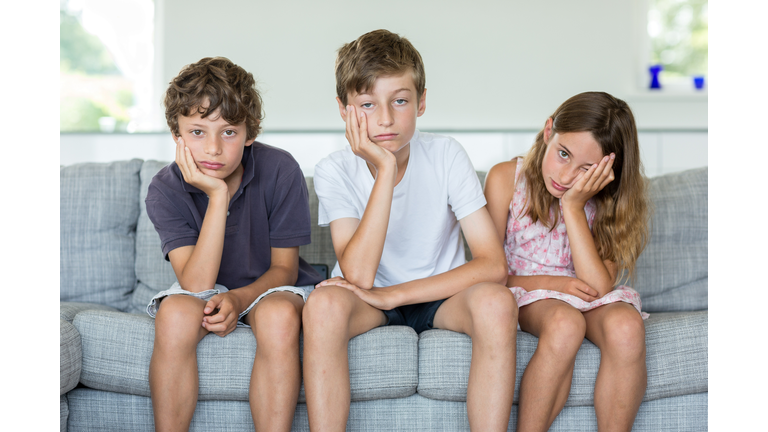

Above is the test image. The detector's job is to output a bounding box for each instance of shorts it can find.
[383,299,446,334]
[146,282,315,328]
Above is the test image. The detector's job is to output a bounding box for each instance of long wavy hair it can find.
[520,92,650,283]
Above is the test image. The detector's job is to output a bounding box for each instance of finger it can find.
[204,296,221,315]
[598,168,615,191]
[315,277,344,287]
[358,110,369,144]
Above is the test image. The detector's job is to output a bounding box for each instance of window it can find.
[646,0,708,91]
[60,0,155,132]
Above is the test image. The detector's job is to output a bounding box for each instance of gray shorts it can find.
[146,282,314,328]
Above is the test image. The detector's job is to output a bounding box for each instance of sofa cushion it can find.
[634,167,708,312]
[61,318,82,396]
[74,310,418,402]
[416,310,707,405]
[299,176,337,269]
[132,160,178,314]
[61,301,120,323]
[60,159,143,311]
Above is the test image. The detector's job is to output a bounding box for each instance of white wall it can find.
[156,0,707,132]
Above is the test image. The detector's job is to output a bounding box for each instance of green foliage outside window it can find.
[60,6,134,132]
[648,0,708,81]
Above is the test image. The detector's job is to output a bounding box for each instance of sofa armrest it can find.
[60,318,82,395]
[60,301,120,323]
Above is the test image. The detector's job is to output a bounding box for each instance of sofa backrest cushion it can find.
[633,167,708,312]
[60,159,143,311]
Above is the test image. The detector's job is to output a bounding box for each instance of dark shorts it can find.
[382,299,447,334]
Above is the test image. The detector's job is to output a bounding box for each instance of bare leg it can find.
[246,292,305,432]
[583,302,647,432]
[149,295,210,432]
[516,300,587,432]
[302,286,387,432]
[433,282,517,432]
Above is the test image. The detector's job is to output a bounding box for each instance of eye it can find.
[191,130,203,136]
[558,150,569,159]
[223,130,236,137]
[394,99,407,105]
[361,102,373,109]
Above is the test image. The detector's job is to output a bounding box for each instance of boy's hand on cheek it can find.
[175,137,229,198]
[344,105,396,173]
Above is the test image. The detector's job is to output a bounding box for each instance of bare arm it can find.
[560,154,618,297]
[320,207,508,310]
[167,139,230,293]
[483,158,600,302]
[330,106,399,289]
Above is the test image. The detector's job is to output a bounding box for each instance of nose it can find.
[203,136,222,156]
[378,106,394,127]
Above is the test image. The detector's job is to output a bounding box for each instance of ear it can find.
[543,117,554,143]
[244,138,255,147]
[172,133,181,144]
[336,97,348,120]
[417,88,427,117]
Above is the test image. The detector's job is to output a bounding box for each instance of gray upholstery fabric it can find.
[299,176,337,269]
[60,394,68,432]
[60,319,82,395]
[417,311,708,405]
[66,389,707,432]
[132,160,177,313]
[60,159,143,311]
[74,310,418,402]
[60,301,119,323]
[634,167,708,311]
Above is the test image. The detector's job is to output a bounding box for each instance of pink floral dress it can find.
[505,158,648,319]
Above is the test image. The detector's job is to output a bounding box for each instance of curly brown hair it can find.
[335,29,425,106]
[520,92,650,283]
[164,57,263,140]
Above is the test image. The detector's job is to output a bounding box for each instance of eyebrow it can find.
[357,88,413,97]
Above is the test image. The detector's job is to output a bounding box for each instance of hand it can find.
[343,105,396,174]
[201,292,242,337]
[552,277,599,303]
[561,153,615,210]
[316,277,395,310]
[175,136,229,198]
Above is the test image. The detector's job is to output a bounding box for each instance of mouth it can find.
[199,161,224,170]
[373,133,398,141]
[550,180,568,192]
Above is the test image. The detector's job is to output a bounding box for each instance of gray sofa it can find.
[60,159,708,431]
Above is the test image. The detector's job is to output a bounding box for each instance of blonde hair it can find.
[520,92,650,283]
[335,29,425,106]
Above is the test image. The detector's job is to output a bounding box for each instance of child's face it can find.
[175,105,254,184]
[338,71,426,156]
[541,125,605,199]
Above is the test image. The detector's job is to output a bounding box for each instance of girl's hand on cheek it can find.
[561,153,615,210]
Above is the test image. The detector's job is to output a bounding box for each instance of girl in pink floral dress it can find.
[485,92,650,432]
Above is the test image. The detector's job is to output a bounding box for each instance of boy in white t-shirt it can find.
[303,29,519,431]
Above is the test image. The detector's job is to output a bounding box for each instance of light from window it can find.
[647,0,708,89]
[60,0,154,132]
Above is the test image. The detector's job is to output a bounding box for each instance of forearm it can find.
[224,263,299,313]
[337,165,397,288]
[507,274,571,291]
[562,206,615,296]
[176,193,229,292]
[387,255,508,308]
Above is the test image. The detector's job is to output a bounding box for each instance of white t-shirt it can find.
[314,130,486,288]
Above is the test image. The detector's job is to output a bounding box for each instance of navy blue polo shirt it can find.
[145,142,322,289]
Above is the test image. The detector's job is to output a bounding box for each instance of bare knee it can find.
[250,295,302,350]
[465,282,518,338]
[600,310,646,361]
[302,286,354,336]
[538,306,586,357]
[154,295,206,350]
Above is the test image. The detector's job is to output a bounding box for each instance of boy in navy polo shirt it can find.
[144,57,321,431]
